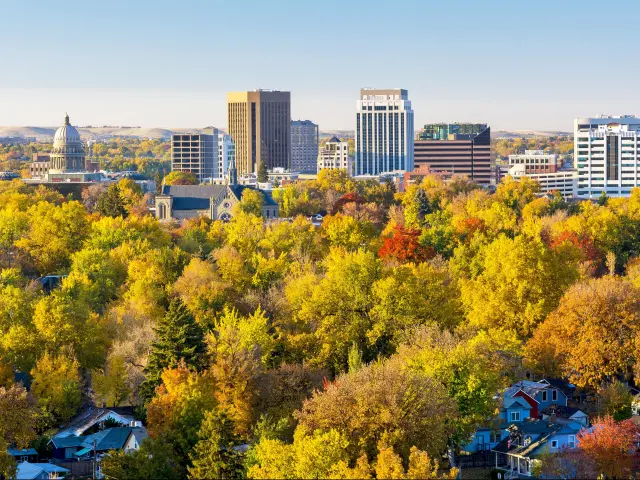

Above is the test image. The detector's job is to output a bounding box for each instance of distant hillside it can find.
[492,130,571,139]
[0,126,222,141]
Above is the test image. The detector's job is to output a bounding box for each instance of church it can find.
[155,160,279,221]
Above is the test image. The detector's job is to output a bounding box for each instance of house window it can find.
[541,391,547,402]
[568,435,576,448]
[552,390,558,401]
[510,411,520,422]
[551,440,558,449]
[64,447,76,459]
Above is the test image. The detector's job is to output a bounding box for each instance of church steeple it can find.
[227,155,238,186]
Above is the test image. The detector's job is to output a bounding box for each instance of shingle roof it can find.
[163,184,278,209]
[162,184,226,198]
[8,448,38,457]
[89,427,136,451]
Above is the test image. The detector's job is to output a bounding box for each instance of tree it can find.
[188,409,244,480]
[236,188,264,217]
[97,183,128,218]
[576,415,639,478]
[164,171,198,185]
[142,300,206,399]
[378,226,436,264]
[402,185,430,229]
[30,352,82,427]
[92,355,132,407]
[524,276,640,388]
[0,384,37,480]
[295,356,457,463]
[101,437,186,480]
[257,162,268,183]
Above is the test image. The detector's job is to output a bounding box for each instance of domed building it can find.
[49,114,85,172]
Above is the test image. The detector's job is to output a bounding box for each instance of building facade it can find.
[291,120,319,173]
[227,90,291,175]
[508,150,560,174]
[217,132,235,180]
[171,132,216,182]
[355,88,414,176]
[318,136,351,173]
[413,123,491,186]
[507,165,577,198]
[575,115,640,198]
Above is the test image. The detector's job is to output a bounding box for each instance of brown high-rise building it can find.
[227,90,291,175]
[413,123,491,185]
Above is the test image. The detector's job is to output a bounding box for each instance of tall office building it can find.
[575,115,640,198]
[291,120,319,173]
[227,90,291,175]
[413,123,491,185]
[171,132,215,182]
[217,132,235,179]
[355,88,414,176]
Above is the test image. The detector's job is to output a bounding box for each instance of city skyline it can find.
[2,0,640,131]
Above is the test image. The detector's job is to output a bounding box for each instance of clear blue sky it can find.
[1,0,639,132]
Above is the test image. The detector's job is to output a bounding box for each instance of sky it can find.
[1,0,639,132]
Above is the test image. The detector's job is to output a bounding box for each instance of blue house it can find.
[49,427,147,461]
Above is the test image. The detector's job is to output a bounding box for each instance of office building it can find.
[508,150,560,174]
[227,90,291,175]
[355,88,414,176]
[171,132,215,182]
[318,136,351,173]
[575,115,640,198]
[291,120,319,173]
[507,165,576,198]
[217,132,235,180]
[413,123,491,185]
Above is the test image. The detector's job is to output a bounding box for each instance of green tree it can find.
[188,409,244,480]
[97,183,128,218]
[101,437,186,480]
[236,189,264,217]
[164,171,198,185]
[142,300,206,399]
[403,185,430,229]
[0,385,37,480]
[257,162,268,183]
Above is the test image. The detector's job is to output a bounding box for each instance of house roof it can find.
[539,378,576,395]
[540,404,588,420]
[16,462,69,480]
[87,427,146,451]
[49,435,88,448]
[493,419,583,458]
[327,135,341,143]
[504,380,550,401]
[126,428,149,446]
[53,407,133,438]
[8,448,38,457]
[162,184,278,210]
[504,397,532,409]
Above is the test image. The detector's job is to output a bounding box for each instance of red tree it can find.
[331,192,366,215]
[378,226,435,264]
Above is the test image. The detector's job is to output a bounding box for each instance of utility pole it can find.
[92,439,97,480]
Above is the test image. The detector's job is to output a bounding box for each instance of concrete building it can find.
[507,165,577,198]
[355,88,414,176]
[171,132,216,182]
[217,132,235,180]
[227,90,291,175]
[414,123,491,186]
[291,120,319,173]
[50,114,86,172]
[318,136,351,173]
[575,115,640,198]
[508,150,560,174]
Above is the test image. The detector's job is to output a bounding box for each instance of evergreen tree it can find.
[141,300,206,399]
[96,184,127,218]
[257,161,268,183]
[188,409,244,480]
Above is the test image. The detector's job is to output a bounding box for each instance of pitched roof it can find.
[16,463,70,480]
[8,448,38,457]
[162,184,278,209]
[88,427,136,451]
[504,380,550,400]
[53,407,133,438]
[503,397,532,409]
[126,428,149,446]
[162,184,226,198]
[49,435,88,448]
[327,135,341,143]
[539,378,576,395]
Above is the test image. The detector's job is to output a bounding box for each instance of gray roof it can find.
[162,184,226,198]
[327,135,341,143]
[16,462,69,480]
[8,448,38,457]
[162,184,278,209]
[53,407,133,438]
[50,427,147,451]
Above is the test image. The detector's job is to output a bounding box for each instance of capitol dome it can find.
[49,113,86,172]
[53,114,82,146]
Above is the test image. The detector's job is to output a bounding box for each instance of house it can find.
[49,427,147,461]
[155,184,279,222]
[493,419,582,476]
[504,380,569,417]
[53,407,134,438]
[540,405,589,427]
[8,447,39,463]
[16,462,69,480]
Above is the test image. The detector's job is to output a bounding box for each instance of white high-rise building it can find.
[217,132,235,179]
[575,115,640,198]
[355,88,414,176]
[318,136,351,173]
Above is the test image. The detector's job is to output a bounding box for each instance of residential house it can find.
[8,448,39,463]
[53,407,135,439]
[49,427,147,461]
[16,462,69,480]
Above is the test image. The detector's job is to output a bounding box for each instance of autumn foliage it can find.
[379,226,436,264]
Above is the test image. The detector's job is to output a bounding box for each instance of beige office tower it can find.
[227,90,291,175]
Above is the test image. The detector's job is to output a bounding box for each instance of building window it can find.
[551,440,558,449]
[552,390,557,401]
[541,391,547,402]
[568,435,576,448]
[510,412,520,422]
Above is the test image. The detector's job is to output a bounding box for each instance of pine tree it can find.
[141,300,206,399]
[188,409,244,480]
[257,161,268,183]
[96,183,127,218]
